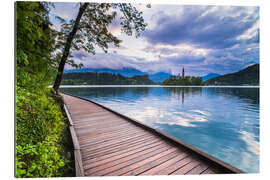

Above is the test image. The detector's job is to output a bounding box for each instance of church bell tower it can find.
[182,67,185,78]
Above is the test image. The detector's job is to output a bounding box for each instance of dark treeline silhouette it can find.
[162,76,204,85]
[61,72,156,85]
[61,87,150,100]
[206,64,259,85]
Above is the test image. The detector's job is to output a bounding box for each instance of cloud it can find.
[143,5,259,49]
[69,49,208,75]
[53,3,259,77]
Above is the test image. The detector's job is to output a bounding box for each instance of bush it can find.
[16,86,73,177]
[15,2,74,177]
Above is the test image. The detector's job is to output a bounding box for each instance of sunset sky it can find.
[49,2,259,76]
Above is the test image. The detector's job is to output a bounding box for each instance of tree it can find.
[16,2,57,89]
[53,3,147,92]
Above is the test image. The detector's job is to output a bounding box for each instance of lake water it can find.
[60,86,259,173]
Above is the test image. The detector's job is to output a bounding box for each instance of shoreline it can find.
[51,85,260,88]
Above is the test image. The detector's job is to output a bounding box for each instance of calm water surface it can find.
[60,86,259,173]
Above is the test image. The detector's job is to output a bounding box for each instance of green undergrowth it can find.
[15,2,75,177]
[16,86,75,177]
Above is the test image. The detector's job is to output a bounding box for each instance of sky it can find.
[49,2,259,76]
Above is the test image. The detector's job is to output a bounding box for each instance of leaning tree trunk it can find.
[53,3,89,93]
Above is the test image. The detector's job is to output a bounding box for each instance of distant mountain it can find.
[64,67,172,82]
[207,64,259,85]
[149,72,172,82]
[202,73,220,81]
[64,67,145,77]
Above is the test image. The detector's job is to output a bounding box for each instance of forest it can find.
[16,2,73,177]
[206,64,259,85]
[162,76,204,85]
[62,72,155,85]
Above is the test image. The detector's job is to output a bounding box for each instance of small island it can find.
[162,67,204,86]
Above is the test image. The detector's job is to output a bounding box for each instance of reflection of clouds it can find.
[125,105,210,128]
[236,151,259,173]
[190,109,210,117]
[158,116,197,127]
[240,130,260,155]
[165,111,208,127]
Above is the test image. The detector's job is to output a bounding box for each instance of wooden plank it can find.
[74,120,131,130]
[71,110,108,117]
[73,114,119,123]
[81,133,156,155]
[140,150,190,175]
[77,125,139,140]
[105,147,178,176]
[64,104,74,126]
[201,167,216,174]
[83,140,166,170]
[156,156,193,175]
[74,149,84,176]
[72,112,112,120]
[79,130,152,149]
[83,139,163,164]
[79,128,148,147]
[75,123,132,136]
[78,126,145,143]
[84,143,170,176]
[72,114,118,124]
[75,123,134,136]
[171,159,201,175]
[74,118,128,127]
[69,125,80,150]
[85,145,172,176]
[82,136,161,161]
[62,95,84,177]
[186,163,209,174]
[122,149,181,176]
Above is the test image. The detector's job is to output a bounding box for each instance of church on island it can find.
[177,67,185,79]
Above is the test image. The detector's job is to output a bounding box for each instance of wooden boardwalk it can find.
[62,93,243,176]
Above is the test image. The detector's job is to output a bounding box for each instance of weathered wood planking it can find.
[62,93,244,176]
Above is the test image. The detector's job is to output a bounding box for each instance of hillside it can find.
[202,73,220,81]
[207,64,259,85]
[64,67,145,77]
[149,72,172,82]
[61,72,155,85]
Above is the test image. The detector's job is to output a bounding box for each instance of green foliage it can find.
[206,64,259,85]
[57,3,147,58]
[61,72,155,85]
[162,76,204,86]
[16,1,57,79]
[16,87,73,178]
[16,2,74,177]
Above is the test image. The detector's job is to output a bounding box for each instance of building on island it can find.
[177,67,185,79]
[182,67,185,78]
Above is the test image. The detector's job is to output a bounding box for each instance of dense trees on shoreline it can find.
[162,76,204,86]
[206,64,259,85]
[62,72,155,85]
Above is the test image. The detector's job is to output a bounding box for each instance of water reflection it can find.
[163,87,203,104]
[60,86,259,173]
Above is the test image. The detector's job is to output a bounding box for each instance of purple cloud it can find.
[143,6,259,49]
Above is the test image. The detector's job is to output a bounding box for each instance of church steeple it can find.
[182,67,185,78]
